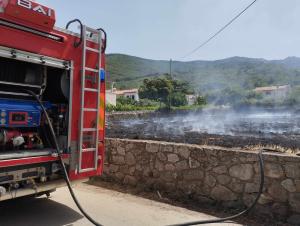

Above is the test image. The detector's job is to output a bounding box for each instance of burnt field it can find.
[106,108,300,152]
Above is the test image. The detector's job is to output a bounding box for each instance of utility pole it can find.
[169,58,172,78]
[169,58,173,110]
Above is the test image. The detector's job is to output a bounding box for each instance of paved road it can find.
[0,183,242,226]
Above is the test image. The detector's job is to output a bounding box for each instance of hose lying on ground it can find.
[168,149,265,226]
[25,89,103,226]
[26,89,265,226]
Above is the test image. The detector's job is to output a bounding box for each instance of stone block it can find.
[155,160,164,172]
[271,203,288,220]
[176,146,190,159]
[207,156,219,166]
[268,181,288,202]
[190,149,207,162]
[115,172,125,181]
[157,152,167,161]
[258,193,273,205]
[119,165,129,174]
[161,171,177,182]
[125,152,136,166]
[204,174,216,187]
[211,185,237,201]
[183,169,204,181]
[216,175,231,185]
[165,164,175,171]
[188,157,200,169]
[161,144,174,153]
[109,164,119,173]
[116,145,126,156]
[239,154,259,162]
[213,166,227,174]
[175,160,189,171]
[243,194,256,207]
[146,143,159,153]
[264,163,284,179]
[125,142,135,151]
[281,179,296,193]
[129,166,136,175]
[123,175,137,186]
[245,182,261,193]
[228,179,244,193]
[289,193,300,213]
[167,154,179,163]
[136,164,142,171]
[201,184,212,196]
[112,155,125,165]
[285,164,300,179]
[229,164,254,181]
[295,180,300,192]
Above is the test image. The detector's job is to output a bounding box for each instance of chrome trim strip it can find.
[0,19,63,42]
[67,61,74,154]
[0,46,71,69]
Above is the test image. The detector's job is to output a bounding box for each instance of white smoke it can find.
[120,108,299,137]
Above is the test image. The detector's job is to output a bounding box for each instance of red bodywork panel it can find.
[0,0,106,180]
[2,0,56,30]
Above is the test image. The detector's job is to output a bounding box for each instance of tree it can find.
[195,96,207,105]
[170,92,188,107]
[139,75,193,108]
[139,77,173,107]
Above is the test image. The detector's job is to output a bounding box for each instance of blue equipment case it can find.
[0,99,52,127]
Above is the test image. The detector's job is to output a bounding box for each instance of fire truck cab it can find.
[0,0,106,200]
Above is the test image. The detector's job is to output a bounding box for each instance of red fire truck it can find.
[0,0,106,201]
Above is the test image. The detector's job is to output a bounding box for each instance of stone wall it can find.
[102,138,300,224]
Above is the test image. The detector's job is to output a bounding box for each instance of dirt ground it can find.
[0,183,249,226]
[0,181,291,226]
[90,179,291,226]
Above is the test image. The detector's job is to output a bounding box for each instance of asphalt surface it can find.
[0,183,242,226]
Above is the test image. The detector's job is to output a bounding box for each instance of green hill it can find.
[106,54,300,95]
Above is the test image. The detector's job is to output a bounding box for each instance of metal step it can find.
[85,67,98,73]
[84,88,98,92]
[82,128,98,132]
[82,148,96,152]
[80,168,97,173]
[86,47,100,53]
[84,108,97,112]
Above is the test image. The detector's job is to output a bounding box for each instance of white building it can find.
[186,94,197,105]
[254,85,291,99]
[115,89,139,101]
[105,89,117,106]
[105,88,140,106]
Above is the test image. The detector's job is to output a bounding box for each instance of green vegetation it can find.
[139,75,192,109]
[107,54,300,108]
[106,96,160,112]
[107,76,206,112]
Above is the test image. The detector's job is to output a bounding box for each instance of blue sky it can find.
[38,0,300,61]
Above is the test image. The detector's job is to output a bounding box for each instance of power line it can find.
[180,0,259,59]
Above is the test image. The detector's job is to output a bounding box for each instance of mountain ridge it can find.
[106,54,300,92]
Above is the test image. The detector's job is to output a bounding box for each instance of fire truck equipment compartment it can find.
[0,99,51,127]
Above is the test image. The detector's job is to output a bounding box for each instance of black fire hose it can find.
[168,150,265,226]
[25,89,264,226]
[24,89,103,226]
[66,19,83,48]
